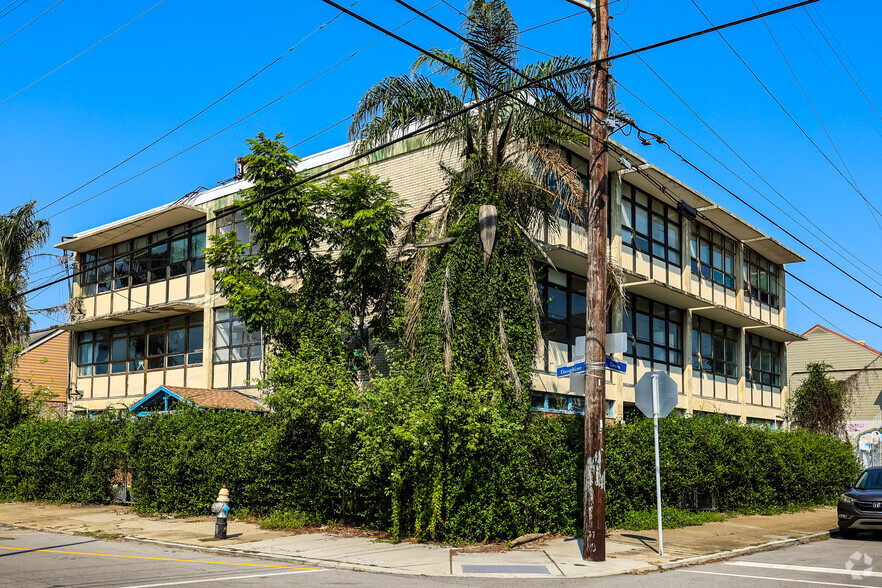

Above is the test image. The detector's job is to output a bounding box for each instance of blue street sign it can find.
[556,357,627,377]
[557,360,586,377]
[605,357,627,373]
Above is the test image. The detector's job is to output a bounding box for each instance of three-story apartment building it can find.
[56,137,803,424]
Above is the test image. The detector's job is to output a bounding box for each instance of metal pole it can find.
[652,373,664,556]
[581,0,610,563]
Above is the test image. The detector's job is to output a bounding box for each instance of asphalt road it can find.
[0,527,879,587]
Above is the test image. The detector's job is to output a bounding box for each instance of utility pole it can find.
[579,0,610,563]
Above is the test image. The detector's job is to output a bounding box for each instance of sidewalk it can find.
[0,502,838,578]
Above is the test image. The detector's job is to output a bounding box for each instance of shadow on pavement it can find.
[0,537,98,558]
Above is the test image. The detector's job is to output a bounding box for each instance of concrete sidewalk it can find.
[0,502,838,578]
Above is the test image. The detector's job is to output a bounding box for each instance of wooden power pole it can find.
[582,0,610,563]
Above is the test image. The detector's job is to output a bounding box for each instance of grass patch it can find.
[614,507,729,530]
[257,510,318,531]
[73,530,124,539]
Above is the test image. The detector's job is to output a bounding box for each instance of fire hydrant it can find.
[210,486,231,539]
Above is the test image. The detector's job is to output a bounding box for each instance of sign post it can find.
[635,371,678,557]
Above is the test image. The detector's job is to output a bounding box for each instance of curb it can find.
[657,530,832,570]
[122,536,438,577]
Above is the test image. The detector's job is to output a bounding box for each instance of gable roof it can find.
[794,324,882,356]
[24,328,65,353]
[129,386,269,414]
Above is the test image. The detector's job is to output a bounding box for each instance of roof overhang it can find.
[542,244,586,275]
[745,324,807,342]
[623,277,711,310]
[58,301,202,331]
[692,305,765,328]
[623,165,715,211]
[56,204,205,252]
[743,236,805,265]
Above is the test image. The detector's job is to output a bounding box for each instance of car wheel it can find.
[839,527,858,539]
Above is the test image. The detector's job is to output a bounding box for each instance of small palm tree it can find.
[350,0,593,396]
[0,201,48,374]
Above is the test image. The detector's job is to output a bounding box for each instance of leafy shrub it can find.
[616,506,728,530]
[0,407,859,539]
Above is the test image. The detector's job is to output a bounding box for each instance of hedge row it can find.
[0,410,859,537]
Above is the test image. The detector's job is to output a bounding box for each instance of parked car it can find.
[838,466,882,537]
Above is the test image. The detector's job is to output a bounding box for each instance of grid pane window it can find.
[216,210,259,255]
[75,223,206,295]
[539,268,587,371]
[213,309,262,364]
[623,295,682,368]
[620,183,681,267]
[690,224,736,289]
[691,316,738,379]
[743,248,780,308]
[76,314,203,376]
[747,334,781,391]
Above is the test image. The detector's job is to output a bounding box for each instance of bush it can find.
[0,408,859,539]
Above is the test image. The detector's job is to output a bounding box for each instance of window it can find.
[216,210,258,255]
[75,223,206,296]
[538,268,586,371]
[213,308,262,364]
[76,314,203,377]
[743,248,779,308]
[621,184,681,266]
[747,334,781,390]
[691,316,738,379]
[623,295,682,368]
[690,224,735,289]
[530,392,604,415]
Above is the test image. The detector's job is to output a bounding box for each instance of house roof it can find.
[23,328,65,353]
[791,324,882,356]
[129,385,268,413]
[165,386,268,411]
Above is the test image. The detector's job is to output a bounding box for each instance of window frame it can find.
[620,183,682,268]
[622,294,683,369]
[743,248,780,308]
[690,223,736,290]
[691,315,739,380]
[76,314,204,377]
[75,222,206,296]
[746,333,781,392]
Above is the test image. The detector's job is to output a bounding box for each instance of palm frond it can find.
[412,49,479,101]
[348,75,465,153]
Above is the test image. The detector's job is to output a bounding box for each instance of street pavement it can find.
[0,528,880,587]
[0,501,878,584]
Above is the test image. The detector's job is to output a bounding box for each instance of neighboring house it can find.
[13,328,70,415]
[128,385,268,415]
[787,325,882,462]
[55,137,804,425]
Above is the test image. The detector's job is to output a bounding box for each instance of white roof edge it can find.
[55,201,199,247]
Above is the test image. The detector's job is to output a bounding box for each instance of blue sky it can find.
[4,0,881,348]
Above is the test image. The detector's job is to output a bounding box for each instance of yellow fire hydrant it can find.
[210,486,230,540]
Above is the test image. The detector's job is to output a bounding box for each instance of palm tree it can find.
[350,0,594,398]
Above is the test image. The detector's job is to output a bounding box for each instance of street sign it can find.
[635,371,678,418]
[605,357,626,373]
[557,360,586,377]
[556,357,626,378]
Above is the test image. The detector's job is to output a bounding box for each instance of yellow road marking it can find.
[0,545,320,569]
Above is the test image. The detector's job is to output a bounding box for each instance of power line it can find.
[785,269,882,331]
[688,0,882,229]
[0,0,64,48]
[808,6,882,118]
[751,0,869,222]
[0,0,29,21]
[15,0,829,303]
[37,0,362,214]
[44,5,433,223]
[0,0,169,106]
[331,0,882,333]
[611,41,882,286]
[778,8,882,139]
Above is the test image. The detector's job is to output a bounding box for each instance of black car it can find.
[838,466,882,537]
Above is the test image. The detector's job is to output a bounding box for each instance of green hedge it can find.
[0,410,859,540]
